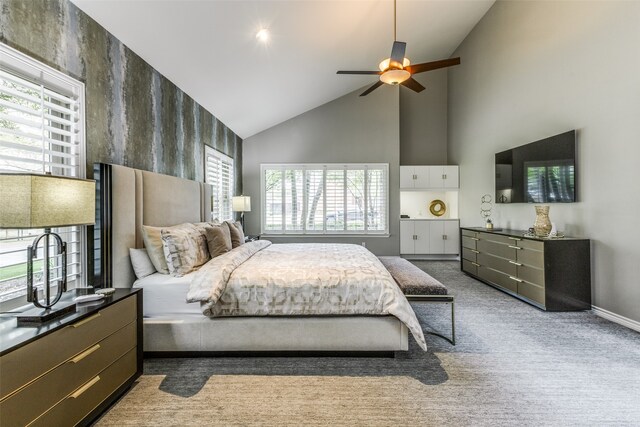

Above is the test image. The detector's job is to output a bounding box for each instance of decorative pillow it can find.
[129,248,156,279]
[161,225,210,277]
[141,225,170,274]
[225,221,245,248]
[204,224,233,258]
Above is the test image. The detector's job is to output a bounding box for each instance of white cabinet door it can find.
[428,221,445,254]
[428,166,445,188]
[442,166,459,189]
[400,221,415,254]
[413,166,430,189]
[414,221,430,254]
[400,166,415,189]
[443,220,460,254]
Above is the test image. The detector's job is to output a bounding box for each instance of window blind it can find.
[261,164,389,235]
[205,146,234,221]
[0,43,86,303]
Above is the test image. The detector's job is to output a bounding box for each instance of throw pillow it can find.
[129,248,157,279]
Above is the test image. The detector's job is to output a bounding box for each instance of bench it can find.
[378,256,455,345]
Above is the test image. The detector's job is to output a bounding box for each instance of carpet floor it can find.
[95,261,640,426]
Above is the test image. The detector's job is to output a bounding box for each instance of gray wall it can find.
[448,1,640,322]
[243,86,400,255]
[0,0,242,190]
[400,69,448,165]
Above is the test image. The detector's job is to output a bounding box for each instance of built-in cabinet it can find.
[401,220,460,255]
[400,165,459,189]
[461,227,591,311]
[400,165,460,256]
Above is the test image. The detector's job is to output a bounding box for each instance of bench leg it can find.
[410,297,456,345]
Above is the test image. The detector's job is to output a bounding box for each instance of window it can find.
[261,164,388,235]
[0,43,86,303]
[205,146,234,221]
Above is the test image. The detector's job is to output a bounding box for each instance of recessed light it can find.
[256,29,269,43]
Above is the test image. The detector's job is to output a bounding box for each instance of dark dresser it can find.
[0,289,142,426]
[460,227,591,311]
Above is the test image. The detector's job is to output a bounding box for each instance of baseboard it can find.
[592,306,640,333]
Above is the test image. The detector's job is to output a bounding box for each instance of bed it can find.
[94,163,423,353]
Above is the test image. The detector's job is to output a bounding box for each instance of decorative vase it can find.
[533,205,552,237]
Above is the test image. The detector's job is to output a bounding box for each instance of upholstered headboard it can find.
[94,163,211,288]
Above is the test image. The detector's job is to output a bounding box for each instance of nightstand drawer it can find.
[0,321,136,426]
[29,348,137,427]
[0,294,136,400]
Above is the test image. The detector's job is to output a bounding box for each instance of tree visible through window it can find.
[262,164,388,234]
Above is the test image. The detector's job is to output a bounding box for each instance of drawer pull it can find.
[469,237,480,241]
[71,312,101,328]
[508,245,522,250]
[470,249,480,254]
[509,261,522,266]
[509,276,524,283]
[70,344,101,364]
[471,262,480,267]
[70,376,100,399]
[508,237,522,241]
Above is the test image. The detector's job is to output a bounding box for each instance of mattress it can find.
[133,272,202,317]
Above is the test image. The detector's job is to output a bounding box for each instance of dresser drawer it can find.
[0,321,136,427]
[518,281,545,306]
[462,236,478,250]
[517,246,544,269]
[29,348,137,427]
[478,232,514,246]
[477,239,516,260]
[477,266,518,293]
[461,229,477,238]
[518,238,544,251]
[477,252,517,277]
[0,295,136,400]
[462,259,478,276]
[462,247,478,262]
[517,264,544,287]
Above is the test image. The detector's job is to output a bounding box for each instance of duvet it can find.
[187,241,427,350]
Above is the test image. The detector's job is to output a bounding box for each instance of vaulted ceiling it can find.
[71,0,494,138]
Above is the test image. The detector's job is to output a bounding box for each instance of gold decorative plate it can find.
[429,199,446,217]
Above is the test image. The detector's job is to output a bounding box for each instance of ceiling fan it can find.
[337,0,461,96]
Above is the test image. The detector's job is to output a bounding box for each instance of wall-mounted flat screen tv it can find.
[495,130,576,203]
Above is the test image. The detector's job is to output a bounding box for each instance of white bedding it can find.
[133,272,201,317]
[188,241,427,350]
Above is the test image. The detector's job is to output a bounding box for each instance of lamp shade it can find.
[232,195,251,212]
[0,173,95,229]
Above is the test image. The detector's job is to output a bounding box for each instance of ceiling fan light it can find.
[380,69,411,85]
[378,57,411,72]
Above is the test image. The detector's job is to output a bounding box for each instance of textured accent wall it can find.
[0,0,242,193]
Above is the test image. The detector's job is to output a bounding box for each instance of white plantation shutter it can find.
[0,43,86,303]
[264,168,283,232]
[261,164,388,235]
[205,146,234,221]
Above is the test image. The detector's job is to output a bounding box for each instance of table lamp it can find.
[0,173,95,323]
[232,195,251,230]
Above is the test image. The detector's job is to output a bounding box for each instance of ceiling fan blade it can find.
[406,57,461,75]
[389,41,407,68]
[360,81,384,97]
[401,77,425,93]
[337,71,382,75]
